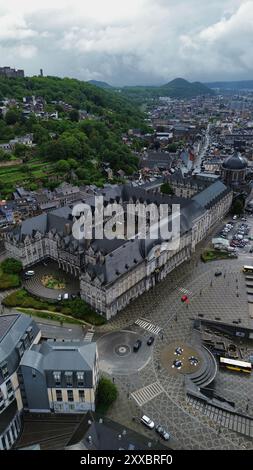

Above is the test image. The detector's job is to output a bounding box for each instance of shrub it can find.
[96,377,118,414]
[2,289,106,325]
[1,258,23,274]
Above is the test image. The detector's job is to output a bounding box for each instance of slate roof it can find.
[222,152,248,170]
[0,314,39,384]
[192,180,230,209]
[21,340,96,373]
[67,412,168,451]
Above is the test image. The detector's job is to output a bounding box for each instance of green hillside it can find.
[118,77,214,101]
[0,76,148,197]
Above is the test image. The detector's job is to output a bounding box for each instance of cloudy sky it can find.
[0,0,252,85]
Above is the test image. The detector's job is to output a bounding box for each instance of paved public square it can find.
[96,216,253,450]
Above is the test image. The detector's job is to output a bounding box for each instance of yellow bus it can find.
[219,357,252,374]
[242,265,253,274]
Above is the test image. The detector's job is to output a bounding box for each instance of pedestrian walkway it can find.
[84,329,94,342]
[131,381,164,407]
[187,394,253,438]
[135,318,162,335]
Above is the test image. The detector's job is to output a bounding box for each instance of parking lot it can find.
[216,214,253,257]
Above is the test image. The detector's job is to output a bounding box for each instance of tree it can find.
[160,182,174,195]
[96,377,118,409]
[1,258,23,274]
[5,109,19,125]
[14,143,27,158]
[55,159,70,173]
[232,198,244,216]
[69,109,79,122]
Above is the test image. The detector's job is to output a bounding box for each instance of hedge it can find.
[3,289,106,325]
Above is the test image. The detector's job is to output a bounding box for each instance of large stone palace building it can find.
[4,181,233,319]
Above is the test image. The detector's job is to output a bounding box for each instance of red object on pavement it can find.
[181,294,188,302]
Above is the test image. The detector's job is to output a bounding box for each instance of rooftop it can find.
[0,314,19,343]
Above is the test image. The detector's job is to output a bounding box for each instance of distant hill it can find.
[206,80,253,90]
[161,78,213,97]
[120,78,214,100]
[87,80,113,89]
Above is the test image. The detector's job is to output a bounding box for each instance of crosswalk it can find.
[131,381,164,407]
[178,287,192,296]
[135,318,162,335]
[84,330,94,342]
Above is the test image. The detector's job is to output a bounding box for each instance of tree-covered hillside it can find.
[118,78,214,101]
[0,76,148,197]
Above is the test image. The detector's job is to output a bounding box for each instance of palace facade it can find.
[4,181,232,319]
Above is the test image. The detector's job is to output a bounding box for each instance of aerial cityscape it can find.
[0,0,253,457]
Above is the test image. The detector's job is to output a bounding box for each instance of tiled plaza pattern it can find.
[98,244,253,449]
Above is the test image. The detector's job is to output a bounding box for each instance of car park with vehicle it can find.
[155,424,170,440]
[24,270,35,277]
[141,415,155,429]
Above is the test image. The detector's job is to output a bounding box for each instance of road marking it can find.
[131,381,164,406]
[84,330,94,342]
[178,287,193,296]
[135,318,162,335]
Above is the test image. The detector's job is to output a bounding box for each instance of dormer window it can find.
[53,371,61,386]
[0,362,8,380]
[77,372,84,387]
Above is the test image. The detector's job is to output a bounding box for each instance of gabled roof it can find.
[192,180,230,208]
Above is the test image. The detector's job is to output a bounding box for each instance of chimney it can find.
[64,223,71,235]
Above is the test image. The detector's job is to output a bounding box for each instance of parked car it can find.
[57,294,62,301]
[155,424,170,441]
[63,293,69,300]
[141,415,155,429]
[215,271,222,277]
[133,339,142,352]
[147,336,155,346]
[24,270,35,277]
[71,294,77,300]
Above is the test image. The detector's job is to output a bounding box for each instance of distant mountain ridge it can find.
[87,80,113,89]
[88,77,214,98]
[206,80,253,90]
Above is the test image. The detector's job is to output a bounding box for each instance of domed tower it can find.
[221,152,248,187]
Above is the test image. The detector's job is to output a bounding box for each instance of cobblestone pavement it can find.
[23,260,80,300]
[98,240,253,450]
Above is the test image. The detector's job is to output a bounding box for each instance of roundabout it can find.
[97,330,152,376]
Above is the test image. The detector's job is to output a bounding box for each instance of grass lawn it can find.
[0,266,20,290]
[201,249,237,262]
[16,308,84,325]
[0,158,55,197]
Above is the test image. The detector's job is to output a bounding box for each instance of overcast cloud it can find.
[0,0,252,85]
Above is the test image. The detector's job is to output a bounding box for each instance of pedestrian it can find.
[112,377,115,383]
